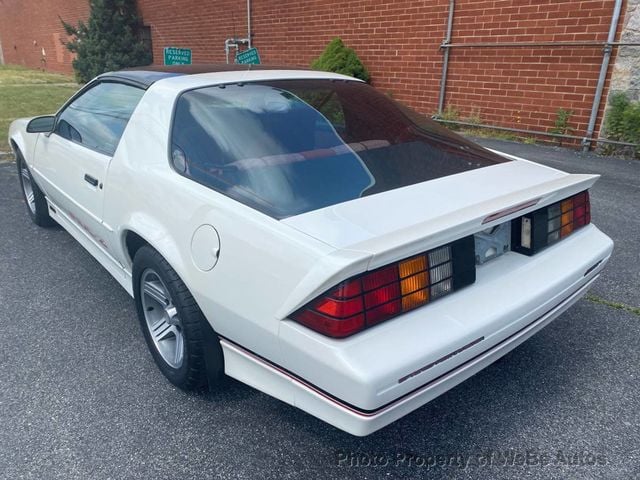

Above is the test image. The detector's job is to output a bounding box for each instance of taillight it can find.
[292,236,475,338]
[512,190,591,255]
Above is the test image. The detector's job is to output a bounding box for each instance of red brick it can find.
[0,0,623,138]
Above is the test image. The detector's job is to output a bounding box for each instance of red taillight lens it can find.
[513,190,591,255]
[294,309,365,338]
[547,190,590,244]
[292,237,475,338]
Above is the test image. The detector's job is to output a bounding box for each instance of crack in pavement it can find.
[586,294,640,317]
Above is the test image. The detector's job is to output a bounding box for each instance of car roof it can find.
[100,63,323,89]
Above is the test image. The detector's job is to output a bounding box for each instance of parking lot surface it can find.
[0,139,638,479]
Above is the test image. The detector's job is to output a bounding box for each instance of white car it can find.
[9,65,613,436]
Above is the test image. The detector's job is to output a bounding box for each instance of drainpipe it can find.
[225,38,250,63]
[247,0,252,48]
[224,39,235,64]
[438,0,455,115]
[223,1,252,63]
[582,0,624,152]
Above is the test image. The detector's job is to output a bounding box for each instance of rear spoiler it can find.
[277,173,598,318]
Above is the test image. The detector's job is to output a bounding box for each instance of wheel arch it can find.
[123,229,149,268]
[120,223,180,272]
[9,137,25,159]
[120,224,196,308]
[8,118,32,161]
[122,225,225,389]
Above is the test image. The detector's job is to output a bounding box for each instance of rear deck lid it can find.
[282,155,599,269]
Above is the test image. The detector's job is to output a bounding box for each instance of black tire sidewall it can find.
[16,153,38,223]
[132,246,207,389]
[15,150,54,227]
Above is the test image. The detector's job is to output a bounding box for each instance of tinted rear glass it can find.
[171,79,509,218]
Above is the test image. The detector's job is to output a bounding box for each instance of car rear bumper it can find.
[221,225,613,435]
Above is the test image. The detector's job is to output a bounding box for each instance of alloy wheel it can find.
[19,162,36,214]
[140,269,185,369]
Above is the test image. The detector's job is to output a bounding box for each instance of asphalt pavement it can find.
[0,140,638,480]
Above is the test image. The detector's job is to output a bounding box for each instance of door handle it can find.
[84,174,99,187]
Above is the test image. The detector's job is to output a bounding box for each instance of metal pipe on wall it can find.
[223,1,252,63]
[434,118,639,148]
[441,40,640,48]
[247,0,252,48]
[437,0,455,115]
[225,38,249,63]
[582,0,624,152]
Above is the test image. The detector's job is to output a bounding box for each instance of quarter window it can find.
[55,82,145,156]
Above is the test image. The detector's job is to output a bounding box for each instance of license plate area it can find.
[474,221,511,265]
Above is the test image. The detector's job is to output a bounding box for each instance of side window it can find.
[55,82,145,156]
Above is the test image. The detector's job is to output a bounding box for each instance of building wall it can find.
[608,0,640,102]
[0,0,629,140]
[0,0,88,74]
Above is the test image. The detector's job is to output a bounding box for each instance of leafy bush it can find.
[604,93,629,140]
[311,38,370,83]
[604,93,640,158]
[550,108,574,135]
[431,105,462,130]
[549,108,574,146]
[438,105,461,130]
[621,104,640,144]
[62,0,152,83]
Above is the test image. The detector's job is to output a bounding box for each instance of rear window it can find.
[170,79,509,218]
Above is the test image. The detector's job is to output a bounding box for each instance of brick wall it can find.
[446,0,623,140]
[0,0,88,74]
[0,0,627,140]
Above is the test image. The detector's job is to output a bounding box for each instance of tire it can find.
[132,245,224,391]
[15,148,56,227]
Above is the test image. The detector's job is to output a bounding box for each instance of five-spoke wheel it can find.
[15,147,55,227]
[133,245,224,390]
[19,162,36,215]
[140,269,185,369]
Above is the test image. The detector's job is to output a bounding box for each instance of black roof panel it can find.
[101,63,308,88]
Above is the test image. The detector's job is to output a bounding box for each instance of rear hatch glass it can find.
[171,79,509,218]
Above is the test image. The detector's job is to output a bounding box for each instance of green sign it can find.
[164,47,192,65]
[235,47,261,65]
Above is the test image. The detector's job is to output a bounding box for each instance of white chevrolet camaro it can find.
[9,65,613,436]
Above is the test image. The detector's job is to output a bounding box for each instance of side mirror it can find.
[26,115,56,134]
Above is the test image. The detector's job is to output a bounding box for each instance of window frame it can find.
[52,77,147,156]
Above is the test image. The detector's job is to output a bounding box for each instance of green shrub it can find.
[621,103,640,144]
[62,0,152,83]
[550,108,574,136]
[433,105,461,130]
[549,108,574,146]
[311,38,370,83]
[604,92,640,157]
[604,93,630,140]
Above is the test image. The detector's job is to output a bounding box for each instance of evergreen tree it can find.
[62,0,152,83]
[311,38,371,83]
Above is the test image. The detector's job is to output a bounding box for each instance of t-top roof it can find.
[101,63,311,88]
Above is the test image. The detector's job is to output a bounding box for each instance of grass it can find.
[433,107,538,145]
[0,65,79,154]
[586,294,640,317]
[0,64,78,85]
[459,127,521,142]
